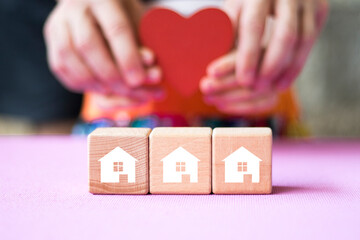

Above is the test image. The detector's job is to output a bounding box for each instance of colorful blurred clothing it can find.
[75,88,306,137]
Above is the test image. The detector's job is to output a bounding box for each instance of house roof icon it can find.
[222,146,262,162]
[98,147,138,162]
[161,147,200,162]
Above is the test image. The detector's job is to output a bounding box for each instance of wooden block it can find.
[212,127,272,194]
[150,127,212,194]
[88,127,151,194]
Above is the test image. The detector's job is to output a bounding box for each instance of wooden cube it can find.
[88,127,151,194]
[212,127,272,194]
[150,127,212,194]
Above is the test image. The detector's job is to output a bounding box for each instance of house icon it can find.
[161,147,200,183]
[222,146,262,183]
[98,147,137,183]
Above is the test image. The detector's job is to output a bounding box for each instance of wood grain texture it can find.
[150,127,212,194]
[88,128,151,194]
[212,127,272,194]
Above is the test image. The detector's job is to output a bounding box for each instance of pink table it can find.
[0,137,359,239]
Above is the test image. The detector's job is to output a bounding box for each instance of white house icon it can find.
[161,147,200,183]
[98,147,137,183]
[222,146,262,183]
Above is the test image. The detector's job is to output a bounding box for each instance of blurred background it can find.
[297,0,360,137]
[0,0,359,137]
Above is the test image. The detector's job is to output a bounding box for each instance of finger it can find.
[218,93,278,116]
[109,65,162,95]
[92,93,147,110]
[139,48,162,84]
[258,0,299,91]
[206,51,236,78]
[130,86,165,101]
[223,0,243,34]
[145,66,162,85]
[301,0,316,43]
[275,0,317,90]
[110,81,164,101]
[200,74,238,95]
[69,5,122,91]
[45,16,98,92]
[316,0,329,30]
[140,47,156,67]
[204,87,257,105]
[236,0,271,87]
[275,44,311,91]
[91,0,146,87]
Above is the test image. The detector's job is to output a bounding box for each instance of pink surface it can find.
[0,137,359,239]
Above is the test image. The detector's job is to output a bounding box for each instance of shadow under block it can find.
[88,128,151,194]
[212,128,272,194]
[150,127,212,194]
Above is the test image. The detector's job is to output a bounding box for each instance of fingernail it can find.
[208,65,226,78]
[147,68,161,84]
[200,80,212,93]
[141,48,154,65]
[207,65,217,77]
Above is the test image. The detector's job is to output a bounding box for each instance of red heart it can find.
[139,8,234,98]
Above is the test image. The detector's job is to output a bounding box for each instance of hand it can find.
[201,51,278,115]
[91,47,164,109]
[44,0,159,96]
[224,0,329,91]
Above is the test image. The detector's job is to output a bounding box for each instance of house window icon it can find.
[237,162,247,172]
[113,162,123,172]
[176,162,186,172]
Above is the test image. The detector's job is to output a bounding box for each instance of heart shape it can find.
[139,8,234,98]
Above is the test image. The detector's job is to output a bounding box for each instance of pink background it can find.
[0,137,359,239]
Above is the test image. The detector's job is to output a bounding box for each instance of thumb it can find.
[222,0,242,34]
